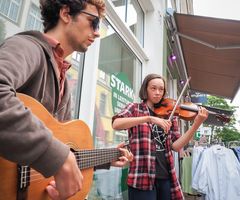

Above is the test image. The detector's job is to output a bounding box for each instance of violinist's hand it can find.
[150,116,172,134]
[194,106,208,125]
[111,142,133,167]
[46,151,83,200]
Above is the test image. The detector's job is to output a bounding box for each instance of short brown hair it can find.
[40,0,106,32]
[139,73,166,102]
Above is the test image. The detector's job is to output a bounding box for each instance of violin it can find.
[154,98,231,123]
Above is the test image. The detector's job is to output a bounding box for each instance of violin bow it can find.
[168,77,191,121]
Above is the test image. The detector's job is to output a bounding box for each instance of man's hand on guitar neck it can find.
[111,142,134,167]
[46,151,83,200]
[45,143,132,199]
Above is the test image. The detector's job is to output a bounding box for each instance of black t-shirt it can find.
[149,108,170,179]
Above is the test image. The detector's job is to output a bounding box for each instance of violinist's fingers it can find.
[199,106,208,117]
[203,107,208,115]
[195,107,208,125]
[167,120,172,127]
[163,121,171,134]
[198,106,203,113]
[159,119,171,134]
[203,108,209,118]
[166,120,172,130]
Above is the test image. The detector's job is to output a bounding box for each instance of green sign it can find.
[194,130,201,140]
[110,73,134,114]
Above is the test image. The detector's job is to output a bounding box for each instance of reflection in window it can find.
[88,20,142,200]
[167,0,173,8]
[94,20,142,147]
[99,93,106,115]
[110,0,144,45]
[25,3,43,31]
[66,52,84,119]
[0,18,6,43]
[0,0,22,22]
[126,0,144,45]
[111,0,126,22]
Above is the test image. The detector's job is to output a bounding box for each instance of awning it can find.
[173,13,240,100]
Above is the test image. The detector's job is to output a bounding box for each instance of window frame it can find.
[0,0,22,23]
[25,2,43,31]
[106,0,148,63]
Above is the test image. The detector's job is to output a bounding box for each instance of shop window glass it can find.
[0,18,6,44]
[110,0,144,45]
[88,20,142,200]
[66,52,85,119]
[111,0,126,22]
[25,3,43,31]
[99,93,107,115]
[0,0,22,22]
[126,0,144,45]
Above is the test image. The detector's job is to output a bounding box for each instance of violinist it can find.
[112,73,208,200]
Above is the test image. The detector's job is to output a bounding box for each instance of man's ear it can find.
[59,5,71,23]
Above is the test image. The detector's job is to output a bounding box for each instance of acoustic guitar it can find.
[0,93,127,200]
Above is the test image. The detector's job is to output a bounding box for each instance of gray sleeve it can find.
[0,36,69,177]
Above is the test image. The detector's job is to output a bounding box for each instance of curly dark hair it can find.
[39,0,105,32]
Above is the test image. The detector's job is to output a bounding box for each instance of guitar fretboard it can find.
[74,148,121,169]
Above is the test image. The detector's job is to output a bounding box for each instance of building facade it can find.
[0,0,185,199]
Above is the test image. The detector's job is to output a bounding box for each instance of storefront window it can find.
[66,52,85,119]
[0,0,22,23]
[25,3,43,31]
[126,0,144,45]
[88,20,142,199]
[0,18,6,43]
[110,0,144,45]
[111,0,126,22]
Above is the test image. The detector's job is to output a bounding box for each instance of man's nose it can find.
[93,30,100,38]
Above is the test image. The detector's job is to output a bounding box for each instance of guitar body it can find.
[0,93,94,200]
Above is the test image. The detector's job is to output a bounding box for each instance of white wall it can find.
[142,0,166,77]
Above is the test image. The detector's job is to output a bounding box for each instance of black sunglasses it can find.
[80,11,100,32]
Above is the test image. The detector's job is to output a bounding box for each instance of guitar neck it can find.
[74,148,120,169]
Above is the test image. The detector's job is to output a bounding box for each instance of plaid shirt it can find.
[112,102,184,200]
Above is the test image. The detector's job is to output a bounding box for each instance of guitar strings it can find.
[19,151,121,183]
[19,147,124,184]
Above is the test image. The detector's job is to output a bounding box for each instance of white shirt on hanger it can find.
[192,145,240,200]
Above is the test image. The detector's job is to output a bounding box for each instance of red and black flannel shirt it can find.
[112,102,184,200]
